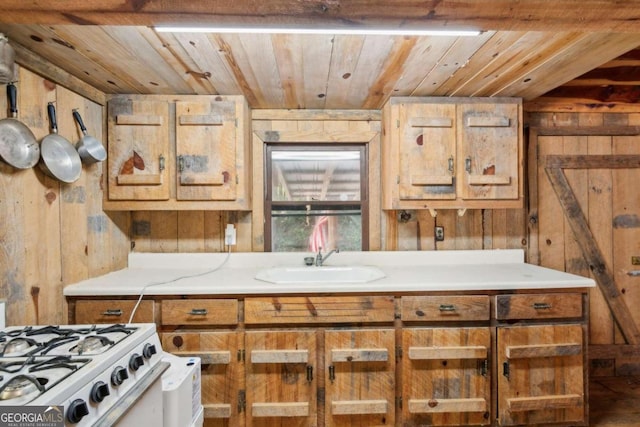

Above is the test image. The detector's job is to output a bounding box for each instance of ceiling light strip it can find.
[154,26,481,37]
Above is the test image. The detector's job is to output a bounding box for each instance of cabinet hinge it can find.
[478,359,488,377]
[238,390,246,413]
[395,346,403,359]
[396,119,400,129]
[396,175,400,184]
[237,349,245,362]
[503,361,510,380]
[396,396,403,409]
[236,175,239,184]
[235,118,238,127]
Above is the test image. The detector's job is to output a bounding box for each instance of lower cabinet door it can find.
[245,330,318,427]
[402,327,491,426]
[497,324,585,426]
[325,329,395,427]
[161,331,241,427]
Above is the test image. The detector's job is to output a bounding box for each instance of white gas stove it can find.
[0,323,165,426]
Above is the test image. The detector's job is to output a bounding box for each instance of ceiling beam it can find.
[1,1,640,32]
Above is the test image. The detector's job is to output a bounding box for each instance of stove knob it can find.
[67,399,89,423]
[129,353,144,371]
[111,366,129,386]
[143,343,157,359]
[90,381,111,403]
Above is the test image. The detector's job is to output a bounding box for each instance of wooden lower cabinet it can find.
[245,330,318,427]
[402,327,491,426]
[161,331,242,427]
[324,329,395,427]
[70,290,588,427]
[496,324,585,426]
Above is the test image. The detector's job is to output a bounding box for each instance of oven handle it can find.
[102,309,123,316]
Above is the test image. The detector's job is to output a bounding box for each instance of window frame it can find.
[264,143,369,252]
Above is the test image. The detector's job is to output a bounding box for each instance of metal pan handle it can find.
[72,109,88,133]
[47,102,58,134]
[7,82,17,117]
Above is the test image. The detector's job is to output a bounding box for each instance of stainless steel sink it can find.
[255,265,386,284]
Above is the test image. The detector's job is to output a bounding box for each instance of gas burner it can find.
[0,374,46,401]
[0,338,40,357]
[71,336,114,355]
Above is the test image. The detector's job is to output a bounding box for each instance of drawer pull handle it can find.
[532,303,552,310]
[189,308,208,316]
[102,309,123,316]
[439,304,456,312]
[306,365,313,382]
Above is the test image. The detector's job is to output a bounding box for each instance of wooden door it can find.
[324,329,395,427]
[176,99,237,201]
[245,330,317,427]
[458,102,519,201]
[107,98,170,200]
[398,103,457,200]
[401,327,491,426]
[497,324,584,426]
[162,331,242,427]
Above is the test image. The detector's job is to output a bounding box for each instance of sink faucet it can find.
[315,247,339,267]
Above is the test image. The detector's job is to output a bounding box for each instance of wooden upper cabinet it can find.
[382,97,523,210]
[458,102,520,201]
[175,100,238,201]
[104,95,251,210]
[398,103,457,201]
[107,99,170,201]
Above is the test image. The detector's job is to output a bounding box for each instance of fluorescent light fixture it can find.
[154,26,481,37]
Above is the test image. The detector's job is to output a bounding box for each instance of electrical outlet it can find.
[225,224,237,245]
[435,226,445,242]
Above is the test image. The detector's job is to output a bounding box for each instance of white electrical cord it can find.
[127,246,232,325]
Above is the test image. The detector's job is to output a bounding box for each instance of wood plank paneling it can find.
[0,67,128,326]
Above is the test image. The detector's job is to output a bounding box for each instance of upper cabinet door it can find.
[176,100,237,201]
[458,103,520,201]
[107,99,170,200]
[398,103,457,201]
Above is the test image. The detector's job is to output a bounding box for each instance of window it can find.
[265,144,368,252]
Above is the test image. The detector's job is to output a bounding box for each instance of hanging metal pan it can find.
[0,83,39,169]
[73,109,106,164]
[39,102,81,183]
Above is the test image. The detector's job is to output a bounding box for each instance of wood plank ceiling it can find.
[1,1,640,109]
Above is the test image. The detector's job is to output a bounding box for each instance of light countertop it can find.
[63,250,595,296]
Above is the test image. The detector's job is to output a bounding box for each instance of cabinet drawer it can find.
[161,299,238,326]
[245,296,395,324]
[74,300,154,324]
[495,293,583,320]
[401,296,490,321]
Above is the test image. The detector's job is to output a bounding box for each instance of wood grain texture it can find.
[162,331,241,424]
[325,329,395,427]
[160,298,238,326]
[497,324,585,425]
[0,67,129,326]
[244,296,395,325]
[402,327,491,426]
[245,330,317,427]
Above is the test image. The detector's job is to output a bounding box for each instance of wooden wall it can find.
[527,110,640,376]
[0,67,129,326]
